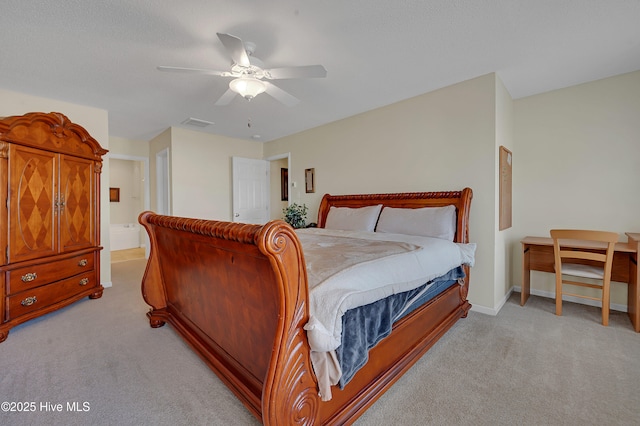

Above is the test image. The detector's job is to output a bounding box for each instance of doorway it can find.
[109,154,150,259]
[266,152,291,222]
[230,153,291,224]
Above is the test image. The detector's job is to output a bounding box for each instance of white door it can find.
[232,157,269,224]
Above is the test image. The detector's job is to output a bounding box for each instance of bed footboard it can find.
[139,188,473,425]
[139,213,320,424]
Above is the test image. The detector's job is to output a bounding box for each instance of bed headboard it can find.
[316,188,472,244]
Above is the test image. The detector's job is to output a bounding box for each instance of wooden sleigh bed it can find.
[139,188,473,425]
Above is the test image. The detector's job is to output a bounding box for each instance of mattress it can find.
[297,228,475,353]
[336,266,464,387]
[295,228,476,400]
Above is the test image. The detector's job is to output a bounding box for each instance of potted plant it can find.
[283,203,308,229]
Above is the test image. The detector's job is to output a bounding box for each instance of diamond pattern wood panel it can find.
[9,144,57,262]
[60,155,94,250]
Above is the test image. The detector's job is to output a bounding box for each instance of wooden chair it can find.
[550,229,618,326]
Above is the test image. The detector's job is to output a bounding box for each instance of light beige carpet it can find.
[0,258,638,426]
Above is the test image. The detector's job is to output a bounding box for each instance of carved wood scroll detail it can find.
[139,213,321,425]
[140,212,264,244]
[259,223,319,426]
[0,142,8,159]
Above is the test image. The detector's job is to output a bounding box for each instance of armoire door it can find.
[59,154,95,252]
[8,144,58,262]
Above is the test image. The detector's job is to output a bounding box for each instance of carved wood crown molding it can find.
[140,212,293,245]
[323,190,464,202]
[0,112,108,159]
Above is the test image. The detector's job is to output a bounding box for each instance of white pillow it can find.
[376,205,457,240]
[324,204,383,232]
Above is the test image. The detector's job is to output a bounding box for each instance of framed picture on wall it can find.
[499,146,512,230]
[109,187,120,202]
[305,168,315,193]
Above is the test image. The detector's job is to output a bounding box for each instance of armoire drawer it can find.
[7,271,96,320]
[7,253,95,294]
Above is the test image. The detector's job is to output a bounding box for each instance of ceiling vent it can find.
[181,117,214,128]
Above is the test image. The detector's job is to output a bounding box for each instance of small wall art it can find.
[499,146,512,230]
[109,187,120,202]
[305,168,315,193]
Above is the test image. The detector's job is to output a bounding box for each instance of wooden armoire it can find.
[0,112,107,342]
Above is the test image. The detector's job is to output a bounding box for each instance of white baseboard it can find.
[469,286,626,316]
[469,287,514,316]
[470,304,498,316]
[102,281,113,288]
[512,286,627,313]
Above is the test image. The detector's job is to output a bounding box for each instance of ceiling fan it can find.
[157,32,327,107]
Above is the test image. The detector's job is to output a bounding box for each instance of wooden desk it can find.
[521,233,640,332]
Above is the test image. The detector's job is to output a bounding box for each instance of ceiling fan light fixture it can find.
[229,77,266,100]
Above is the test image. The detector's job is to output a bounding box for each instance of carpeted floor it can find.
[0,258,638,426]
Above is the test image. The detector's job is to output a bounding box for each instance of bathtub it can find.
[110,223,141,251]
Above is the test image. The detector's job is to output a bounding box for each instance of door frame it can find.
[265,152,291,208]
[109,153,151,258]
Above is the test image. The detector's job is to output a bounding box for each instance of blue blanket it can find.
[335,266,465,388]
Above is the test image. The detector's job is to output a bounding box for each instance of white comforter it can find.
[297,228,476,353]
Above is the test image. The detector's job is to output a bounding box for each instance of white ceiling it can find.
[1,1,639,142]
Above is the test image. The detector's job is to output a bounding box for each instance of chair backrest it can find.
[550,229,618,273]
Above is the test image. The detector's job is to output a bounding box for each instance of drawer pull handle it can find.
[78,259,88,267]
[79,278,90,286]
[21,272,37,283]
[21,296,37,306]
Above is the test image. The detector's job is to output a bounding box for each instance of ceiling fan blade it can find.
[217,33,251,67]
[157,66,230,76]
[263,82,300,107]
[214,88,238,106]
[264,65,327,80]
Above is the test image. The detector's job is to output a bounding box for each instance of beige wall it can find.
[265,74,499,311]
[109,135,149,158]
[5,68,635,313]
[495,77,515,309]
[167,127,263,220]
[0,89,112,286]
[132,69,640,315]
[135,69,640,315]
[513,70,640,309]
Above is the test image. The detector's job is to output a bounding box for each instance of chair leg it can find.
[602,280,610,326]
[555,274,563,316]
